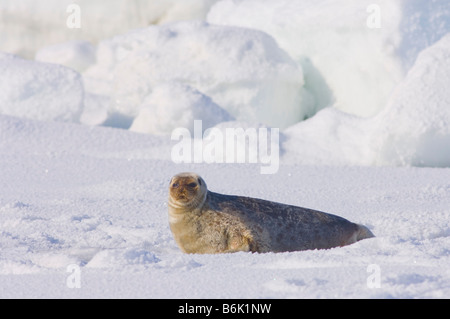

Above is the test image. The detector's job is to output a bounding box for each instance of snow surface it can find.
[1,114,449,298]
[1,0,450,298]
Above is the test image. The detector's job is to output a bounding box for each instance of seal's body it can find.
[168,172,374,254]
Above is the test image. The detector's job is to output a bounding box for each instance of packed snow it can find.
[0,0,449,298]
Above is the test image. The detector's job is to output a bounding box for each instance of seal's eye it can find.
[187,182,197,188]
[172,183,179,188]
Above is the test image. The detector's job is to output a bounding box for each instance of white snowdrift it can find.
[375,33,450,167]
[208,0,450,117]
[35,40,96,73]
[282,33,450,167]
[0,1,448,169]
[0,53,84,122]
[0,0,220,58]
[282,108,377,166]
[84,21,313,129]
[283,34,450,167]
[129,82,234,135]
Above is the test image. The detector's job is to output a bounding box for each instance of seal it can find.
[168,172,374,254]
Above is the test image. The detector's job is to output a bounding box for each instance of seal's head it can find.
[168,172,207,211]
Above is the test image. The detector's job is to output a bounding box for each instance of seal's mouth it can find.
[176,194,190,202]
[170,188,196,205]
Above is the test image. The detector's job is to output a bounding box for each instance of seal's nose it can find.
[175,186,189,200]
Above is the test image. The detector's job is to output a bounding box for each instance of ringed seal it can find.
[168,172,374,254]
